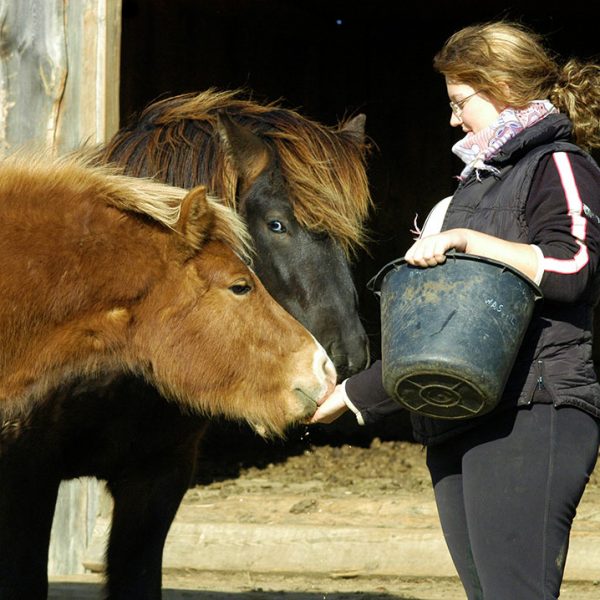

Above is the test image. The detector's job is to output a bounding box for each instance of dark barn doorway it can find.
[119,0,600,448]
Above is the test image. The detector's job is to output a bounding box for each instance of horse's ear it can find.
[177,185,214,251]
[340,113,366,144]
[217,111,271,192]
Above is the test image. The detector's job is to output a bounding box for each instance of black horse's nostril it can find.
[327,335,371,382]
[335,365,350,383]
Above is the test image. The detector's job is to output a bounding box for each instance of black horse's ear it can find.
[339,113,366,144]
[216,112,272,194]
[177,185,213,252]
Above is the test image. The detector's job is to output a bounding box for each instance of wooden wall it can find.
[0,0,122,574]
[0,0,121,154]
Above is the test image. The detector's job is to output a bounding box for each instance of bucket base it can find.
[393,372,490,420]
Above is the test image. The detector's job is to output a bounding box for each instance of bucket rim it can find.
[367,251,543,300]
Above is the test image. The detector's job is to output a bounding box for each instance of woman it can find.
[312,21,600,599]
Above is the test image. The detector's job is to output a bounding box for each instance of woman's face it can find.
[446,80,506,134]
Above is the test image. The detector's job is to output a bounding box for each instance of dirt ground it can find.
[48,572,600,600]
[190,415,600,599]
[193,411,600,499]
[194,412,429,493]
[50,412,600,599]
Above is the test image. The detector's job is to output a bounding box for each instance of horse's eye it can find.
[229,283,252,295]
[268,220,287,234]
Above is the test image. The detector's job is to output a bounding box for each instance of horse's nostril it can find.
[346,341,370,374]
[326,335,370,379]
[335,367,349,384]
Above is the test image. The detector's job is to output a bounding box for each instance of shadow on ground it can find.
[49,582,422,600]
[195,410,415,486]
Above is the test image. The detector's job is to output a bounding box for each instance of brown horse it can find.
[0,152,335,600]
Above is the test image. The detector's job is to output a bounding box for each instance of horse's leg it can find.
[0,428,60,600]
[104,424,204,600]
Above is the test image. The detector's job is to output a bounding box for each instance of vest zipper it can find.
[525,359,544,405]
[536,359,545,390]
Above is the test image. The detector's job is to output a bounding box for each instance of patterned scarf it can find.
[452,100,558,180]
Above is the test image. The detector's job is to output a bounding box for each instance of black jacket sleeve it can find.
[526,152,600,303]
[344,360,405,425]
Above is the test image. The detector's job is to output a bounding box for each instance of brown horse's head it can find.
[0,152,336,436]
[133,186,338,435]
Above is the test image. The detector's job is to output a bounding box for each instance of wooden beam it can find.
[0,0,122,575]
[55,0,122,152]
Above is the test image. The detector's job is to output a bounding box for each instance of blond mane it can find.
[0,150,252,262]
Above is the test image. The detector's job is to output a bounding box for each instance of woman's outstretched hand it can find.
[310,383,350,424]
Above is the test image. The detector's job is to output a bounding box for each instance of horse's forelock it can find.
[102,103,238,212]
[84,157,252,260]
[270,123,373,256]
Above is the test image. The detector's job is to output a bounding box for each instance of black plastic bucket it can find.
[368,253,543,420]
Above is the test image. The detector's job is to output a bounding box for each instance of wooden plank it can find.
[55,0,122,152]
[0,0,122,575]
[83,489,600,580]
[49,0,122,575]
[0,0,67,154]
[48,479,104,576]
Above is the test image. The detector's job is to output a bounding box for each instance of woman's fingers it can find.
[406,238,449,266]
[310,385,349,424]
[405,230,466,266]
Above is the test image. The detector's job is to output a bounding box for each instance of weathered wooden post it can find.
[0,0,122,574]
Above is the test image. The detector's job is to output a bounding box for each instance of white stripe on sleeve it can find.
[542,153,589,275]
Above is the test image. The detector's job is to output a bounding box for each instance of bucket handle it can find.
[367,257,407,295]
[366,250,543,301]
[367,250,464,294]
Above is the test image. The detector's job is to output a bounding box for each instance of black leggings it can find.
[426,403,600,600]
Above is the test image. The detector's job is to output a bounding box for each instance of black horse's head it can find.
[217,112,370,380]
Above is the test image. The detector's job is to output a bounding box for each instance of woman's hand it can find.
[404,229,468,266]
[310,384,350,424]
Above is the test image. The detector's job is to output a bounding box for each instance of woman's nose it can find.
[450,112,462,127]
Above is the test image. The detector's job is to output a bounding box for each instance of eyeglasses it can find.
[449,91,479,118]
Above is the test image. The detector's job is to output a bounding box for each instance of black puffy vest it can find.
[411,114,600,446]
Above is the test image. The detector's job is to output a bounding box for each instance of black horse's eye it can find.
[229,283,252,295]
[268,220,287,234]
